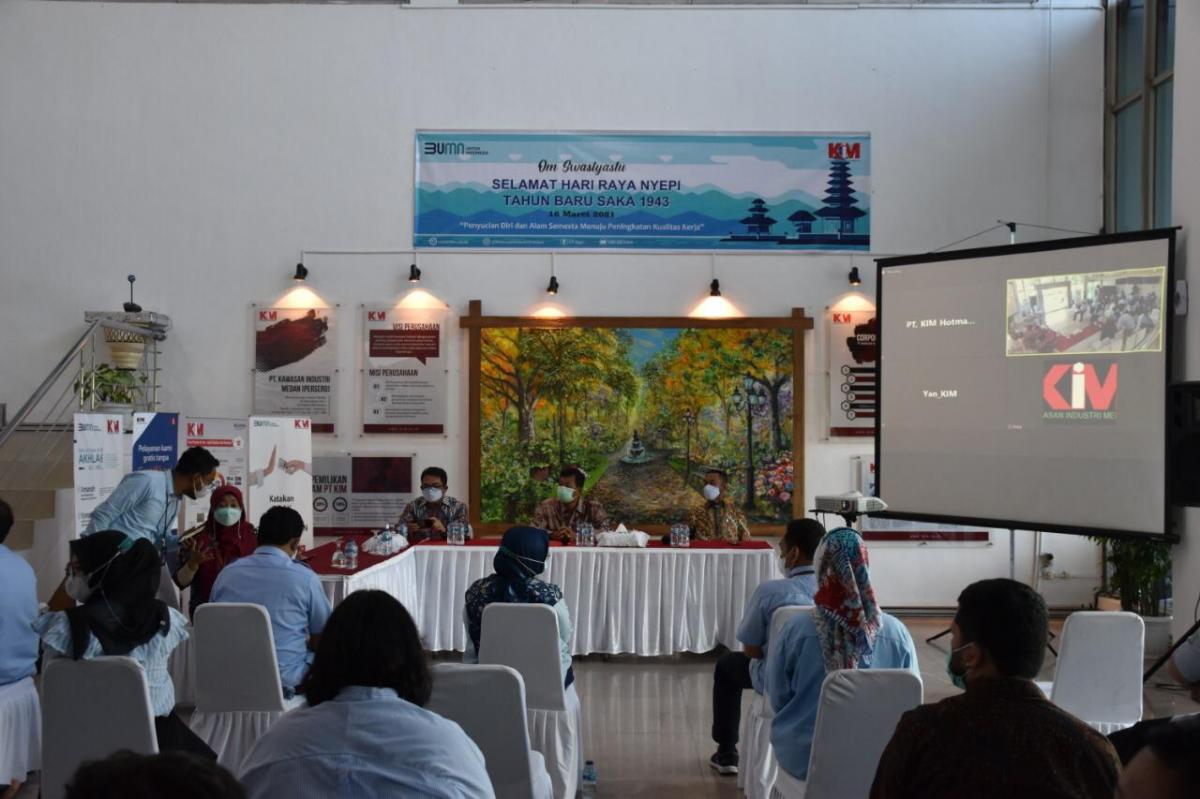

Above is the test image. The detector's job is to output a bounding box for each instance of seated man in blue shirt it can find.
[709,518,824,775]
[0,498,39,692]
[211,506,332,695]
[766,527,919,781]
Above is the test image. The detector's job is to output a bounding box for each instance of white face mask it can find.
[422,486,444,503]
[191,478,212,501]
[557,485,577,503]
[65,572,93,603]
[702,484,722,502]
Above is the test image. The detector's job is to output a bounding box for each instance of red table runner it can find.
[414,537,772,551]
[304,534,408,576]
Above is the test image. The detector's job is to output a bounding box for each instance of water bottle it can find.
[448,522,466,546]
[581,760,598,794]
[576,522,594,547]
[344,538,359,570]
[679,523,691,548]
[669,522,685,548]
[331,540,346,569]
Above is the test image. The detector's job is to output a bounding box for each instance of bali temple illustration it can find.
[722,157,869,247]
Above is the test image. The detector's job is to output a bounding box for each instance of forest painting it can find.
[479,326,796,526]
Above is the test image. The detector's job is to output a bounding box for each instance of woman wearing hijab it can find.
[763,527,919,781]
[462,526,574,688]
[174,485,257,617]
[32,531,214,758]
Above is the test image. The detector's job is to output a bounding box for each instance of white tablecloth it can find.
[319,544,777,657]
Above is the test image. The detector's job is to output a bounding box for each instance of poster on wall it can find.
[829,307,877,437]
[852,456,988,543]
[180,416,249,528]
[363,306,449,434]
[252,307,337,433]
[415,131,871,251]
[248,416,314,547]
[132,412,179,471]
[312,455,414,537]
[72,413,125,536]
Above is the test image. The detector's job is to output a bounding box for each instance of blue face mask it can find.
[946,642,973,690]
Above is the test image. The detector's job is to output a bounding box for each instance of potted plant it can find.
[76,363,146,424]
[1093,536,1173,658]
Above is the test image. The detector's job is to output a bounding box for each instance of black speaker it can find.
[1170,381,1200,506]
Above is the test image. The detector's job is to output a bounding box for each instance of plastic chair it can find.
[41,657,158,799]
[188,603,303,772]
[771,669,923,799]
[0,677,41,789]
[479,603,580,799]
[1036,611,1144,733]
[739,605,811,799]
[428,663,554,799]
[168,629,196,707]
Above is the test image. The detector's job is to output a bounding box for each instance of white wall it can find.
[0,1,1106,606]
[1170,0,1200,641]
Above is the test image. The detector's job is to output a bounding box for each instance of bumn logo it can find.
[423,141,466,156]
[259,310,278,322]
[294,419,311,430]
[107,420,121,434]
[187,422,205,436]
[368,311,386,322]
[1043,362,1118,420]
[827,142,862,160]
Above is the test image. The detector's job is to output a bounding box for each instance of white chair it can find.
[188,603,303,772]
[427,663,554,799]
[1036,611,1144,733]
[0,677,41,791]
[771,669,923,799]
[41,657,158,799]
[168,630,196,707]
[739,605,810,799]
[479,603,581,799]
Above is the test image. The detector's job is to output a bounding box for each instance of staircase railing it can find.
[0,317,168,488]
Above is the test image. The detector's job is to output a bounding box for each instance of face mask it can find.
[946,643,972,690]
[422,487,444,503]
[214,506,242,527]
[65,571,93,603]
[557,485,577,503]
[190,478,212,501]
[702,484,722,502]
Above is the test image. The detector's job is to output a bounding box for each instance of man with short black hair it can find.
[84,446,221,555]
[532,466,608,544]
[687,469,751,544]
[709,518,824,775]
[398,466,470,543]
[869,579,1120,799]
[210,507,332,696]
[0,498,39,698]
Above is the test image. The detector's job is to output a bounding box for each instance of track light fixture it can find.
[292,263,309,282]
[710,278,722,296]
[547,275,560,295]
[408,263,421,283]
[848,266,861,286]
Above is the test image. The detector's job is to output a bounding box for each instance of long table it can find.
[314,538,777,656]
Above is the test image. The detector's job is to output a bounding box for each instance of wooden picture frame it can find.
[460,301,814,536]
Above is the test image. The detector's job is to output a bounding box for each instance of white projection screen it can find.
[876,230,1176,539]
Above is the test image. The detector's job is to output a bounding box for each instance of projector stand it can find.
[926,528,1057,657]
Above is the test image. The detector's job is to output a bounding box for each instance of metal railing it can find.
[0,318,168,488]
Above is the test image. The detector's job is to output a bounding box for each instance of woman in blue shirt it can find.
[32,532,211,758]
[766,527,919,781]
[239,590,493,798]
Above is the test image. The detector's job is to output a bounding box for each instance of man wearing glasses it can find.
[398,466,470,543]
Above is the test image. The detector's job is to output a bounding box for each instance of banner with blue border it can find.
[414,131,870,251]
[132,412,179,471]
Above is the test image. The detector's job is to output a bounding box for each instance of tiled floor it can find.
[13,617,1198,798]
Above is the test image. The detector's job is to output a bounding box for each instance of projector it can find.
[814,491,888,516]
